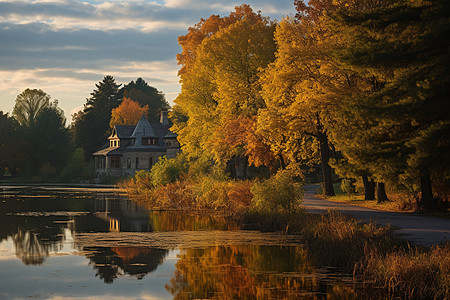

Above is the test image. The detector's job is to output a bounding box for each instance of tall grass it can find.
[355,244,450,299]
[119,156,449,298]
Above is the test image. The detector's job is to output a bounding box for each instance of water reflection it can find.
[167,245,356,299]
[0,186,361,299]
[84,247,169,283]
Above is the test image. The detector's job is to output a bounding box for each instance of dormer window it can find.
[142,138,157,145]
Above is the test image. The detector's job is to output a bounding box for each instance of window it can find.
[142,138,158,145]
[110,157,120,169]
[127,158,131,169]
[149,157,153,169]
[97,157,106,168]
[135,157,139,169]
[166,142,171,147]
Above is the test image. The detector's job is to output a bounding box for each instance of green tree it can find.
[72,75,121,156]
[325,0,450,208]
[23,102,70,178]
[118,78,170,123]
[12,88,51,127]
[0,112,23,177]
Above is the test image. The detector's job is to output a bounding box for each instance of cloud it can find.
[0,0,295,122]
[0,22,182,70]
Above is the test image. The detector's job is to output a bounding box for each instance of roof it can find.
[93,114,178,156]
[92,147,124,156]
[131,114,157,138]
[114,125,135,138]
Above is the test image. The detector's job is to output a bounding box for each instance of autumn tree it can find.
[118,78,170,123]
[172,5,277,176]
[109,98,149,128]
[72,75,121,156]
[258,12,341,195]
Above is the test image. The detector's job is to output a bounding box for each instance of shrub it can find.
[150,154,189,186]
[340,178,356,194]
[251,170,302,212]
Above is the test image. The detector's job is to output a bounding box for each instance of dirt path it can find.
[302,185,450,246]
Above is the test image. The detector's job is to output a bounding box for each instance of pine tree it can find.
[325,0,450,208]
[72,75,121,156]
[118,78,170,123]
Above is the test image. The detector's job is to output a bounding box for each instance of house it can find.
[93,112,180,178]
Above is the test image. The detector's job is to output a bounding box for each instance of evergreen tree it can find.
[72,75,121,156]
[326,0,450,208]
[118,78,170,123]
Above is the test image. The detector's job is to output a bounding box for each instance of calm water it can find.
[0,185,358,299]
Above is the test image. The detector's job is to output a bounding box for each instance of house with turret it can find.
[93,112,180,178]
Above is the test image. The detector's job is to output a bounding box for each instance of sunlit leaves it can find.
[109,98,149,128]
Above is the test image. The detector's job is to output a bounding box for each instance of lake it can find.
[0,185,360,299]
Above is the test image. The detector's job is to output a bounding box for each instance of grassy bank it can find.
[119,159,449,299]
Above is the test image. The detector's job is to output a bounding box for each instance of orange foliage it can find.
[210,115,276,167]
[111,247,154,264]
[109,97,149,128]
[177,4,265,76]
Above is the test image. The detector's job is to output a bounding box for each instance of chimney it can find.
[160,111,169,126]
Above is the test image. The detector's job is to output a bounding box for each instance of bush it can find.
[59,148,91,182]
[340,178,356,194]
[251,170,302,212]
[150,154,189,186]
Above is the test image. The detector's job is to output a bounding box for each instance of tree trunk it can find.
[242,156,248,179]
[226,159,236,179]
[278,153,286,170]
[376,182,389,203]
[318,132,335,196]
[420,174,435,210]
[362,175,376,200]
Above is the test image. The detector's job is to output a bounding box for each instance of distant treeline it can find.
[0,77,169,182]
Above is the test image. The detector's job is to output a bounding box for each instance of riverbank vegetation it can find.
[121,154,449,298]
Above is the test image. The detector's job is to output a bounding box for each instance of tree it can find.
[173,5,277,176]
[23,102,70,178]
[118,78,170,123]
[72,75,121,156]
[323,0,450,208]
[257,14,339,195]
[110,98,149,128]
[12,88,51,127]
[0,112,23,177]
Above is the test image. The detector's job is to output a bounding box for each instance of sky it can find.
[0,0,296,123]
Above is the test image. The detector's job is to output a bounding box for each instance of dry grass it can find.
[355,244,450,299]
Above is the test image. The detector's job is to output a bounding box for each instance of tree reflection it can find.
[1,216,67,265]
[166,245,357,299]
[84,246,169,283]
[148,211,239,232]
